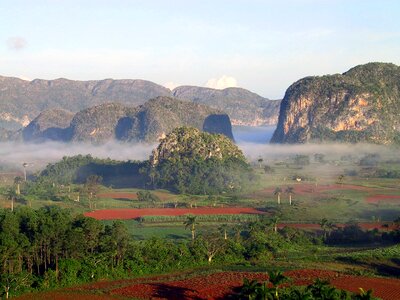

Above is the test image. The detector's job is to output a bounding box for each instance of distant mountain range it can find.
[0,75,280,130]
[18,97,234,143]
[271,62,400,145]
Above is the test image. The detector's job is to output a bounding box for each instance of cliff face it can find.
[22,109,74,142]
[271,63,400,144]
[20,97,234,143]
[69,103,132,143]
[172,86,280,126]
[116,97,234,142]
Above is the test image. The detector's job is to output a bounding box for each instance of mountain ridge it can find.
[0,75,278,129]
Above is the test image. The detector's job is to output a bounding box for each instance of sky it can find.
[1,0,399,99]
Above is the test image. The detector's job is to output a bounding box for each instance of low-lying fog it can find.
[0,126,399,174]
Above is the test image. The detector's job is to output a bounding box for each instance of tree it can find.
[273,187,282,205]
[268,270,287,299]
[219,224,228,240]
[319,218,329,240]
[257,157,264,168]
[5,187,17,212]
[285,186,294,205]
[319,218,335,241]
[184,215,198,240]
[85,175,103,209]
[271,216,280,234]
[337,174,345,186]
[196,233,226,263]
[14,177,23,196]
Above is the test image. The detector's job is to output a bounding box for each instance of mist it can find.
[238,142,400,162]
[0,141,156,172]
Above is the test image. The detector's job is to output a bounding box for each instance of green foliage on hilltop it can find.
[148,127,256,194]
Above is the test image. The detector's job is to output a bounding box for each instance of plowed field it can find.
[84,207,264,220]
[17,269,400,300]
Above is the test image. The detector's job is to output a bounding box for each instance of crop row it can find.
[137,214,260,223]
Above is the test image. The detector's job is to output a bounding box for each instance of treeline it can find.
[149,156,257,194]
[38,154,146,188]
[1,207,400,298]
[0,208,313,297]
[37,154,257,195]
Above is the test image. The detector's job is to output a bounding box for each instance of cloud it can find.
[7,37,27,51]
[205,75,238,90]
[163,81,179,90]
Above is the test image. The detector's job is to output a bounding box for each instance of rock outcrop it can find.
[271,63,400,144]
[116,97,234,142]
[20,97,234,143]
[22,109,74,142]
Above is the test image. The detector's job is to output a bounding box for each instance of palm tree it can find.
[285,186,294,205]
[319,218,329,240]
[5,187,17,212]
[337,174,345,186]
[268,270,287,299]
[271,216,280,234]
[240,278,260,300]
[14,176,23,196]
[273,187,282,205]
[219,223,228,240]
[184,215,198,240]
[356,288,375,300]
[257,157,264,168]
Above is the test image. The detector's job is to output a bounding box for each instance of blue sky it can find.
[1,0,399,98]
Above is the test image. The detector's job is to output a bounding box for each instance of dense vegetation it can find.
[148,127,256,194]
[2,206,399,298]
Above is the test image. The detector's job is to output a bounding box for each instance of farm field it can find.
[16,269,400,300]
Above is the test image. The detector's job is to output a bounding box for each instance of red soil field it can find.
[366,194,400,204]
[16,269,400,299]
[106,269,400,300]
[84,207,264,220]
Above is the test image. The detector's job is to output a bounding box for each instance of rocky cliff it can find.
[20,97,234,143]
[172,86,281,126]
[271,63,400,144]
[22,109,74,142]
[116,96,234,142]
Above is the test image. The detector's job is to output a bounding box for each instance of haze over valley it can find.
[1,1,400,299]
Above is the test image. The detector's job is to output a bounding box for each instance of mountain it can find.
[22,109,74,142]
[150,127,245,167]
[116,96,234,142]
[0,76,171,129]
[0,75,278,130]
[21,97,234,143]
[148,127,252,194]
[172,86,281,126]
[271,63,400,144]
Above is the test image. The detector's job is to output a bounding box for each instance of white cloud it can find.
[205,75,238,90]
[7,37,27,51]
[163,81,179,90]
